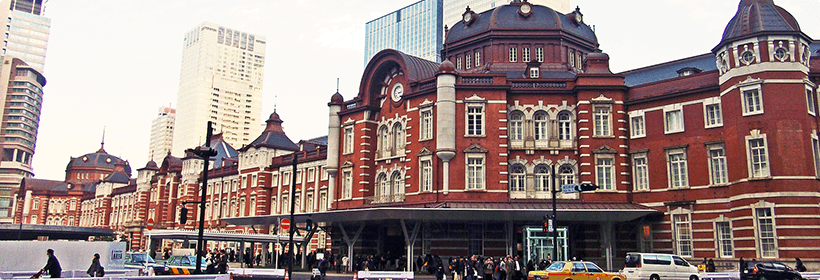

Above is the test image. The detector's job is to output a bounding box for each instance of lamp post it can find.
[551,164,558,262]
[186,121,217,274]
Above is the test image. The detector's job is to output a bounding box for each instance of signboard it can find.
[561,184,579,194]
[147,218,154,230]
[280,218,291,230]
[548,219,554,232]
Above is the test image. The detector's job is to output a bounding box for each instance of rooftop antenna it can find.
[274,93,277,113]
[98,126,107,153]
[337,78,340,92]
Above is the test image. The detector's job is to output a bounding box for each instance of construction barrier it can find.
[355,271,414,280]
[229,268,286,280]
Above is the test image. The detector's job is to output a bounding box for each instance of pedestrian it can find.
[319,256,329,280]
[436,260,445,280]
[40,249,62,278]
[256,251,262,267]
[739,257,746,274]
[707,259,715,272]
[795,258,807,272]
[342,255,350,273]
[163,249,170,260]
[87,253,104,277]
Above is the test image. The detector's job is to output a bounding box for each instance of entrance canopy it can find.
[222,202,659,227]
[146,229,303,243]
[0,224,115,240]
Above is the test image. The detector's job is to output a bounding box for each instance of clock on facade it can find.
[463,12,472,23]
[391,83,404,102]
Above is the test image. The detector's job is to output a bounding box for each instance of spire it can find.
[97,126,107,153]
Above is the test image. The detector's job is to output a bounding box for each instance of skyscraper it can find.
[1,0,51,72]
[172,22,266,156]
[363,0,571,65]
[364,0,444,64]
[0,0,49,221]
[149,106,175,162]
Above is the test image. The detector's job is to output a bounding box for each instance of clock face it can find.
[391,83,404,102]
[520,4,531,14]
[463,12,472,23]
[774,48,788,61]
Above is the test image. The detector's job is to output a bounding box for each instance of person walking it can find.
[40,249,62,278]
[87,253,104,277]
[796,258,807,272]
[342,255,350,273]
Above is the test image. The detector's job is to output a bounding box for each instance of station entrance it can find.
[524,226,567,264]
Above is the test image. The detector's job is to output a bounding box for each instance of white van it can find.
[622,252,700,280]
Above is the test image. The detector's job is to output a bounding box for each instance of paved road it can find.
[282,271,437,280]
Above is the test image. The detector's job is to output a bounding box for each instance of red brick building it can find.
[306,0,820,270]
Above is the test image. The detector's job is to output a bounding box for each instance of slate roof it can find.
[242,111,299,152]
[209,133,238,167]
[446,4,596,46]
[620,53,718,87]
[65,145,132,175]
[102,172,131,184]
[716,0,805,50]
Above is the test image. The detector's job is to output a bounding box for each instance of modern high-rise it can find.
[0,0,51,72]
[0,57,45,221]
[0,0,49,222]
[443,0,570,28]
[364,0,444,64]
[172,22,266,156]
[363,0,570,65]
[148,106,175,162]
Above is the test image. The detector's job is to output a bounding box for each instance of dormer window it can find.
[740,47,756,65]
[773,41,789,62]
[509,47,517,62]
[529,67,540,78]
[676,67,702,77]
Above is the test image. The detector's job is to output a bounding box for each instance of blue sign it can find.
[561,184,579,193]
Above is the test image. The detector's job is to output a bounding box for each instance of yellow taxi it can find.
[528,261,627,280]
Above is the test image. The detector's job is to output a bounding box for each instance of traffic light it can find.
[542,221,549,232]
[180,207,188,224]
[305,219,314,231]
[577,183,599,192]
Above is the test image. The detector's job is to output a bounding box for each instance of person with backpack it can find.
[86,253,104,277]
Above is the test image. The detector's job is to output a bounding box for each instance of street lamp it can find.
[551,163,598,261]
[186,121,218,274]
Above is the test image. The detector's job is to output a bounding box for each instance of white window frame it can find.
[741,83,764,116]
[536,47,544,62]
[632,153,649,191]
[629,111,646,139]
[745,131,771,178]
[307,167,315,183]
[272,173,279,187]
[419,156,433,192]
[754,205,778,258]
[558,164,576,187]
[465,154,486,190]
[534,111,548,141]
[475,51,481,67]
[703,98,723,128]
[707,143,729,185]
[595,155,615,190]
[456,57,462,69]
[509,111,524,141]
[509,47,517,62]
[509,164,526,192]
[806,85,817,116]
[593,104,612,137]
[522,47,530,62]
[813,133,820,178]
[673,212,694,257]
[666,147,689,188]
[420,107,433,141]
[283,172,291,186]
[320,166,328,181]
[465,101,486,137]
[664,104,685,134]
[465,54,471,70]
[343,125,354,154]
[341,169,352,199]
[715,220,734,258]
[392,122,405,154]
[529,67,539,78]
[557,111,573,143]
[534,164,550,192]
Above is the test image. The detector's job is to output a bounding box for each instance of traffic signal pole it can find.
[287,154,297,280]
[187,121,217,274]
[551,163,558,262]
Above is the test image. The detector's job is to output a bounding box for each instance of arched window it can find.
[509,164,526,191]
[558,111,573,141]
[392,172,404,196]
[377,173,389,197]
[509,111,525,141]
[534,164,550,191]
[559,165,576,187]
[392,123,404,153]
[534,111,548,140]
[378,126,390,156]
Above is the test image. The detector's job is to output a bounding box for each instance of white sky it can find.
[31,0,820,180]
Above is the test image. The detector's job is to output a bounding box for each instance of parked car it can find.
[155,255,208,275]
[124,252,163,274]
[741,261,803,280]
[528,261,626,280]
[622,252,700,280]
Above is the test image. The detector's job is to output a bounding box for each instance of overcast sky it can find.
[31,0,820,180]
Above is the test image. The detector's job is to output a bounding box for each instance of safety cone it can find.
[353,270,357,280]
[285,269,290,280]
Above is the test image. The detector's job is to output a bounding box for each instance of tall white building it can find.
[443,0,570,28]
[172,22,266,156]
[149,106,175,162]
[0,0,51,72]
